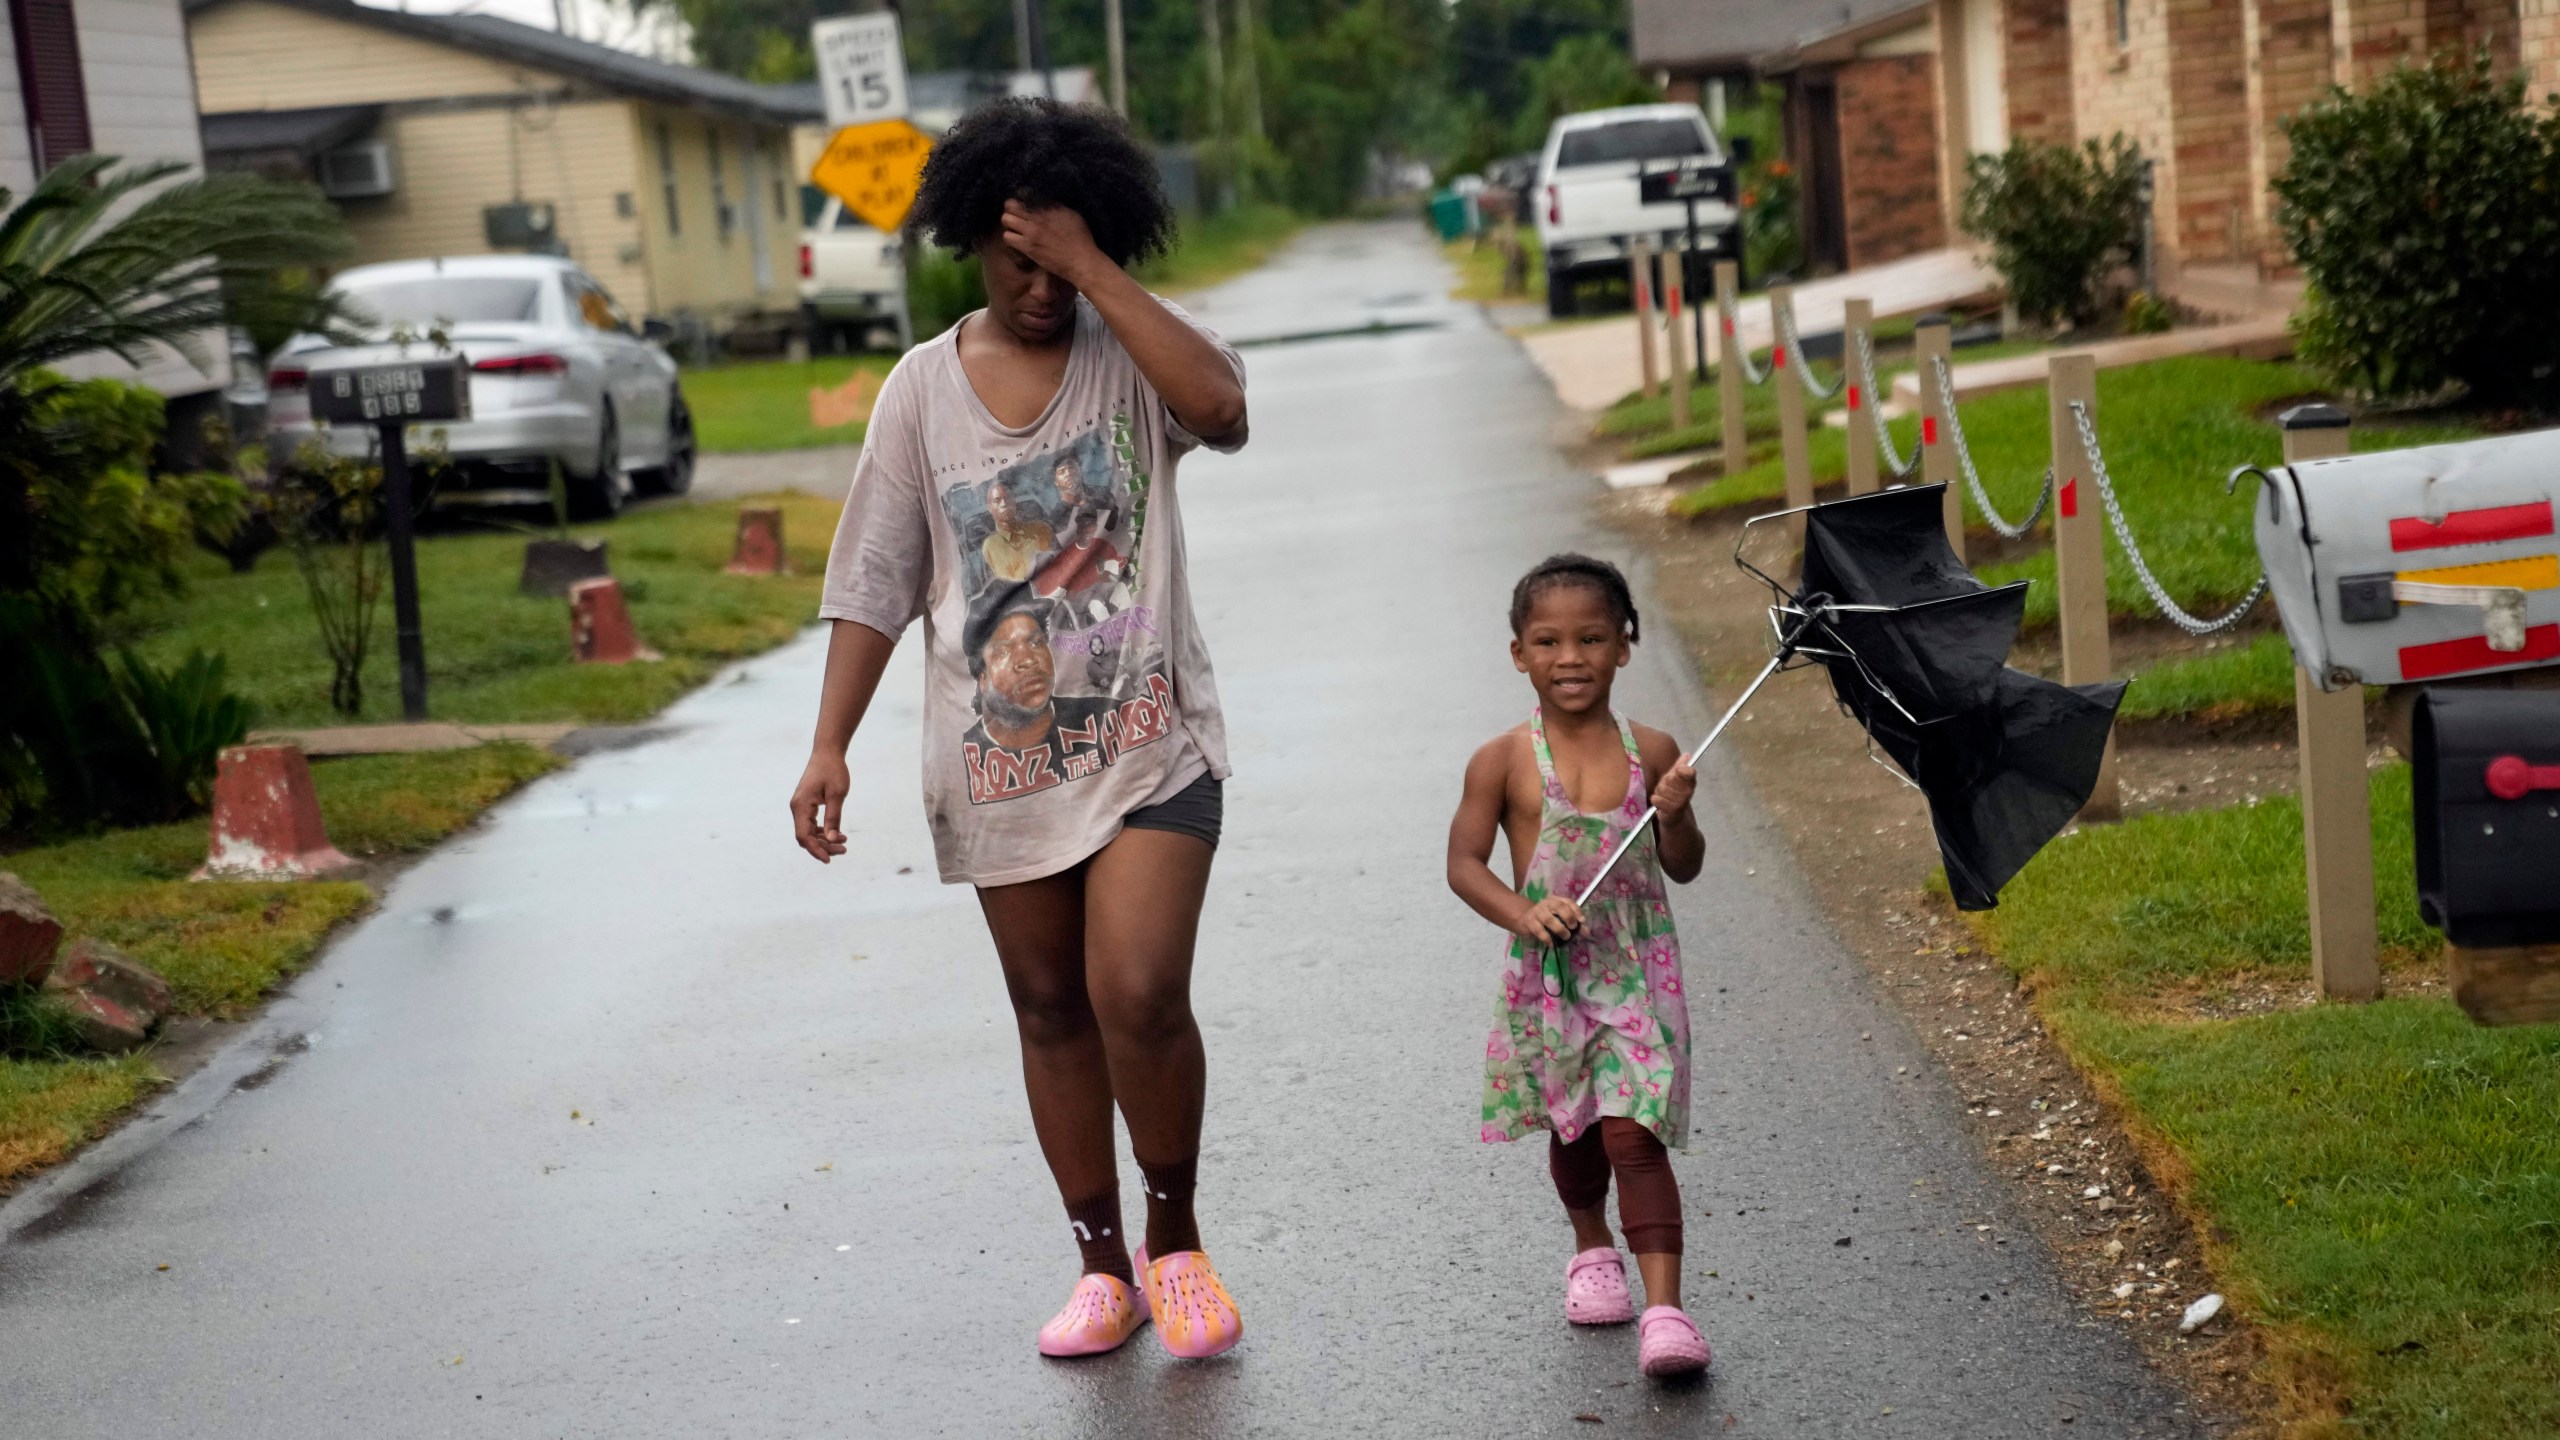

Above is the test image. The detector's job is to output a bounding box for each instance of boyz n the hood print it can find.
[944,413,1175,806]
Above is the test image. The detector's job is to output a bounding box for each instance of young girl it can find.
[1445,554,1713,1379]
[790,100,1247,1360]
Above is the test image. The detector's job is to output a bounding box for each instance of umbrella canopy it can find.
[1794,486,2125,910]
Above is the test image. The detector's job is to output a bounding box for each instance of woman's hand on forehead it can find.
[1001,200,1107,287]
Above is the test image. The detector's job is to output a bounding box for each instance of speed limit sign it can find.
[813,12,908,128]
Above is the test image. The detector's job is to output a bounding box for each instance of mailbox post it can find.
[2280,403,2381,1001]
[307,354,471,722]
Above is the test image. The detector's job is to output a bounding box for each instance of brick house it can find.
[1641,0,2560,287]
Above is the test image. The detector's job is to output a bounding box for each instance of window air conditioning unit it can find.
[318,141,397,199]
[485,201,562,253]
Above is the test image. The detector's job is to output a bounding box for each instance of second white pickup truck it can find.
[800,192,911,352]
[1533,104,1745,319]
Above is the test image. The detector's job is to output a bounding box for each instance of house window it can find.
[707,124,733,241]
[10,0,94,173]
[2113,0,2130,47]
[656,120,681,237]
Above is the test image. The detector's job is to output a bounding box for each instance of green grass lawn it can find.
[1975,769,2560,1437]
[1442,231,1544,304]
[683,355,893,454]
[126,494,839,729]
[0,744,561,1183]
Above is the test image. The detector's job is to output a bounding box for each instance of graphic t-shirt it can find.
[817,295,1243,886]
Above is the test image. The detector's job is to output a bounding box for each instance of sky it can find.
[359,0,691,60]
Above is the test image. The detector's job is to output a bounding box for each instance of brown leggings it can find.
[1549,1117,1683,1255]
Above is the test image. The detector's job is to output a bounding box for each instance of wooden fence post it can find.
[1715,259,1748,481]
[1631,240,1659,400]
[2283,402,2380,1002]
[1664,259,1690,432]
[1843,297,1877,497]
[1915,314,1962,561]
[2047,353,2119,821]
[1773,284,1813,524]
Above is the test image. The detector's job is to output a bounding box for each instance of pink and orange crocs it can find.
[1136,1245,1243,1359]
[1036,1271,1149,1358]
[1637,1305,1712,1378]
[1564,1247,1636,1325]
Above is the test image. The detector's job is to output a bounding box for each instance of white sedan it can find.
[267,255,694,518]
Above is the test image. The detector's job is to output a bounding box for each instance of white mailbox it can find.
[2256,427,2560,691]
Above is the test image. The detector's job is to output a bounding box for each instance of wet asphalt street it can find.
[0,224,2203,1437]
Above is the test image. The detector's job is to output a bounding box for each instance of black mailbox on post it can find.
[306,355,471,426]
[1638,160,1737,207]
[2412,687,2560,947]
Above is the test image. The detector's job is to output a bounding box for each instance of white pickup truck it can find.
[1533,104,1745,319]
[800,192,910,352]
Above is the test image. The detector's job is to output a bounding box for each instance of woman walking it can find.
[789,99,1248,1361]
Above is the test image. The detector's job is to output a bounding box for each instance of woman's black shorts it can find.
[1122,772,1222,849]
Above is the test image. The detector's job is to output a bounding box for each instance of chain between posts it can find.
[1929,355,2051,540]
[1852,328,1918,480]
[2067,399,2270,637]
[1774,301,1844,400]
[1719,292,1770,387]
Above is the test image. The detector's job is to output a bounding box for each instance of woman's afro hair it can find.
[1509,553,1641,643]
[911,99,1177,267]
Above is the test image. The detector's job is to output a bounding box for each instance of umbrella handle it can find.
[1568,649,1792,912]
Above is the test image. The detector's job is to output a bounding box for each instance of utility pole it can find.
[1233,0,1264,160]
[1197,0,1229,207]
[1105,0,1128,115]
[1012,0,1033,88]
[1027,0,1055,98]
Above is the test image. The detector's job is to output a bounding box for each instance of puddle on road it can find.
[511,790,671,821]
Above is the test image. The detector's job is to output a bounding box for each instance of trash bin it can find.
[1427,191,1471,243]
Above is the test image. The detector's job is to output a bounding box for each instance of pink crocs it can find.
[1140,1247,1243,1359]
[1036,1272,1148,1358]
[1564,1247,1635,1325]
[1637,1305,1712,1378]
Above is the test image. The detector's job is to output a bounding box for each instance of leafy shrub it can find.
[1961,136,2147,327]
[116,650,253,817]
[1742,158,1801,281]
[2275,51,2560,403]
[266,442,393,718]
[906,247,985,342]
[0,375,248,832]
[2122,290,2174,335]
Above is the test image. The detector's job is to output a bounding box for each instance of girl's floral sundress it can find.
[1480,707,1691,1149]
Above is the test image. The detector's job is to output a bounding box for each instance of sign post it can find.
[308,355,471,722]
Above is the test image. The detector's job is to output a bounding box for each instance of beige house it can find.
[185,0,814,337]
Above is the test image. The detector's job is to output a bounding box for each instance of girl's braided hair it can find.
[910,98,1176,267]
[1509,553,1640,643]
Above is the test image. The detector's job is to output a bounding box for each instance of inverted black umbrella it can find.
[1570,483,2125,924]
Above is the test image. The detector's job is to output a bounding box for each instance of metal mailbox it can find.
[306,355,471,427]
[1639,160,1737,206]
[2255,428,2560,690]
[2412,688,2560,948]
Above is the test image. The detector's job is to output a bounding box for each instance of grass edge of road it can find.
[1,744,564,1187]
[1971,767,2560,1439]
[5,491,847,1192]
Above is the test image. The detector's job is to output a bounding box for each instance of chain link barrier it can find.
[1929,355,2052,540]
[2068,400,2270,636]
[1851,328,1919,480]
[1717,294,1770,387]
[1773,302,1844,400]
